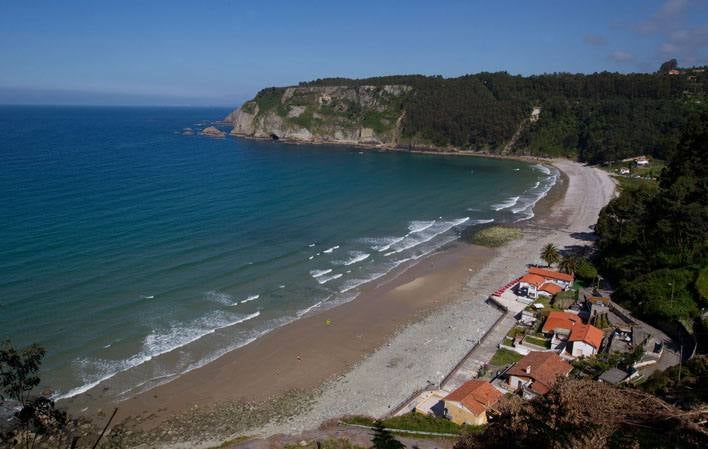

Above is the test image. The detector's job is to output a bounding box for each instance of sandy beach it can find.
[64,159,616,447]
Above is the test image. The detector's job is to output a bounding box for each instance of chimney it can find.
[525,365,531,374]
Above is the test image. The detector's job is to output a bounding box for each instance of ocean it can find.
[0,106,557,401]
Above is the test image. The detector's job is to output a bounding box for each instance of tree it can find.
[0,340,77,449]
[371,421,405,449]
[0,340,45,407]
[454,379,707,449]
[540,243,560,267]
[558,255,579,274]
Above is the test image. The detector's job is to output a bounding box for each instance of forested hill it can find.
[225,67,708,163]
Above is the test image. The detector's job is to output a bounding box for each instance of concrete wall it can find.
[570,341,596,357]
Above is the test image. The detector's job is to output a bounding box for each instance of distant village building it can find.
[668,69,681,75]
[542,311,604,357]
[507,351,572,399]
[442,380,503,425]
[635,156,649,167]
[621,156,650,167]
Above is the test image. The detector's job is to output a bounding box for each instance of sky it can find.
[1,0,707,106]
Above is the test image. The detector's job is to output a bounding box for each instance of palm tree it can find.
[559,255,579,274]
[541,243,560,267]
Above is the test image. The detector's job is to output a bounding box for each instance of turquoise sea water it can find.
[0,106,557,400]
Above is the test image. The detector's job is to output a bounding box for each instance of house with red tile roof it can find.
[528,267,574,285]
[517,268,573,299]
[542,311,603,357]
[507,351,572,399]
[568,324,604,357]
[443,380,503,425]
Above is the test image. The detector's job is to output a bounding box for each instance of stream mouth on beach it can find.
[0,106,559,405]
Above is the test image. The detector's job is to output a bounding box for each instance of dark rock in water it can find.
[200,126,225,138]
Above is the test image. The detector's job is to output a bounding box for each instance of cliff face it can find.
[224,85,412,147]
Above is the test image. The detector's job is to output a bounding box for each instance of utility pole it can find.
[668,282,674,309]
[678,344,683,384]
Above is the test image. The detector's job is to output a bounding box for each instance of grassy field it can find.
[490,348,523,366]
[284,439,366,449]
[343,413,482,436]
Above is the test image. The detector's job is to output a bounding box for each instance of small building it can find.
[587,295,611,319]
[568,324,604,357]
[542,311,603,357]
[518,273,546,299]
[414,390,447,417]
[507,351,572,399]
[635,157,649,167]
[599,367,629,385]
[520,309,538,326]
[442,380,503,425]
[619,167,630,175]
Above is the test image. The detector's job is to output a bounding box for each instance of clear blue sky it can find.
[1,0,706,106]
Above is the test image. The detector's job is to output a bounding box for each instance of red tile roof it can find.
[528,267,574,283]
[519,274,545,287]
[542,311,583,333]
[507,351,572,395]
[540,282,563,295]
[569,324,604,349]
[444,380,503,416]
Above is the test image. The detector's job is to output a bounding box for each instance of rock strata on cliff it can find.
[224,85,411,147]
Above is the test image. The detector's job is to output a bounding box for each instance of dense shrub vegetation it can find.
[595,111,708,325]
[293,67,708,162]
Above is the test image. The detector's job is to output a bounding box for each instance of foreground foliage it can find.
[455,379,707,449]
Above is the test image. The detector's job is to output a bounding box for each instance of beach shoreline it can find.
[225,132,556,165]
[62,158,615,448]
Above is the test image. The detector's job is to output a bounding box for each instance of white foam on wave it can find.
[533,164,551,175]
[371,220,439,253]
[470,218,495,225]
[511,167,560,221]
[308,243,316,248]
[140,295,155,299]
[385,217,469,255]
[297,301,323,317]
[206,291,235,306]
[323,245,339,254]
[340,251,370,266]
[491,196,520,211]
[240,294,260,304]
[317,273,343,285]
[366,236,404,252]
[54,310,261,401]
[408,220,435,233]
[310,268,332,278]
